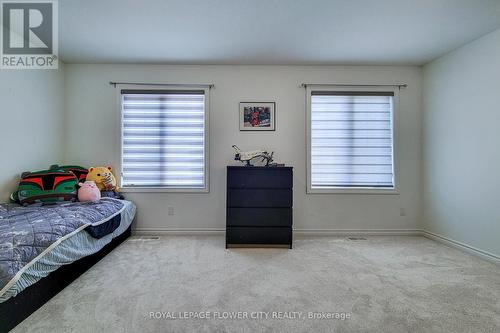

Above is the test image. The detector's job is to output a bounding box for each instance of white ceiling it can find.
[59,0,500,65]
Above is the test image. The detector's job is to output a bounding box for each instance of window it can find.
[119,86,209,192]
[307,87,396,193]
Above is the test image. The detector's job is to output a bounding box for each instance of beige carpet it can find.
[12,236,500,333]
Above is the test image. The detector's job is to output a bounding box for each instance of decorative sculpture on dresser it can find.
[232,145,274,166]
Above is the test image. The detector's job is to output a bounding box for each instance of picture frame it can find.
[239,102,276,131]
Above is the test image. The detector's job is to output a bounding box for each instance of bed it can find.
[0,198,136,332]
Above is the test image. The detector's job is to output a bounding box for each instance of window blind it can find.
[310,92,394,188]
[121,90,206,188]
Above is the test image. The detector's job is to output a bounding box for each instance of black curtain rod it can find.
[109,82,215,88]
[301,83,407,88]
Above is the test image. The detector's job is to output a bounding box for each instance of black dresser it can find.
[226,166,293,248]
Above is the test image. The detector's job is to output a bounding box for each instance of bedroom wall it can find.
[422,28,500,257]
[0,63,65,201]
[63,64,422,233]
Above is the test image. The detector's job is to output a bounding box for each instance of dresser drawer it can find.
[227,189,292,208]
[226,227,292,246]
[227,208,292,227]
[227,167,292,189]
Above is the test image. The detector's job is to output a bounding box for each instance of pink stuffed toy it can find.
[78,181,101,203]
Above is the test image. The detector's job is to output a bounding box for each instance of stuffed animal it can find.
[86,166,119,191]
[77,181,101,202]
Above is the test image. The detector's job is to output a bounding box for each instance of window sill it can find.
[120,187,209,193]
[307,187,399,195]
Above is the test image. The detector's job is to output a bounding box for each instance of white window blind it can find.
[120,89,207,189]
[310,91,394,189]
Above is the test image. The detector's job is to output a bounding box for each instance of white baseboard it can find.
[422,230,500,265]
[133,228,225,236]
[133,228,420,237]
[293,228,422,236]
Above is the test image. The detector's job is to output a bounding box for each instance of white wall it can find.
[0,63,65,201]
[64,64,422,232]
[422,28,500,257]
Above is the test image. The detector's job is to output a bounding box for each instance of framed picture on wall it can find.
[239,102,276,131]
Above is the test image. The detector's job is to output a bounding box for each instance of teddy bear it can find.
[77,181,101,203]
[86,166,119,191]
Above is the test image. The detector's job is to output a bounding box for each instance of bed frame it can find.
[0,225,132,332]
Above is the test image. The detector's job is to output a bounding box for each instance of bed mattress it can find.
[0,198,136,302]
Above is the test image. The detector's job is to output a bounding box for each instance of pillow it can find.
[16,168,78,205]
[49,164,88,182]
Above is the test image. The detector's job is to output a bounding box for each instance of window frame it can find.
[306,85,399,195]
[116,84,210,193]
